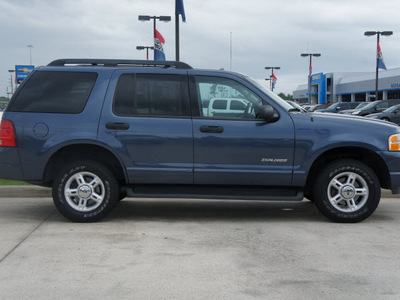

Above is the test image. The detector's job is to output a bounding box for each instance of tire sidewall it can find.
[52,161,118,222]
[314,160,381,223]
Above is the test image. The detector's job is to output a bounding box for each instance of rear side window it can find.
[377,101,389,109]
[349,103,359,109]
[113,74,189,117]
[8,71,97,113]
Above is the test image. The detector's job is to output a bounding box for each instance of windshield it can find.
[246,76,294,111]
[328,102,340,109]
[384,105,400,113]
[355,102,368,109]
[360,101,379,110]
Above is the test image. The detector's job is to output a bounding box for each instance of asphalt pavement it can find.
[0,187,400,299]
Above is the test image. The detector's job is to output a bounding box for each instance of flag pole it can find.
[175,14,180,61]
[375,33,380,101]
[153,17,157,60]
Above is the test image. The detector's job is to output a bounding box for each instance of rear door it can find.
[98,69,193,184]
[189,73,295,186]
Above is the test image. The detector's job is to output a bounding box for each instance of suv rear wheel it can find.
[52,160,119,222]
[313,160,380,223]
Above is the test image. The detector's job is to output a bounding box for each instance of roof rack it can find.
[47,59,192,70]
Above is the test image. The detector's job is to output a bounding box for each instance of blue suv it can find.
[1,59,400,223]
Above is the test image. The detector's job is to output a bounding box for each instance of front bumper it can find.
[378,151,400,194]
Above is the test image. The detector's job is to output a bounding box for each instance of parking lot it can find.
[1,194,400,300]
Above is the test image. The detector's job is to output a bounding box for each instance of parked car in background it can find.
[207,98,249,118]
[366,104,400,125]
[300,103,332,112]
[351,99,400,116]
[310,103,332,112]
[318,102,362,113]
[287,101,307,112]
[300,104,315,111]
[339,102,369,115]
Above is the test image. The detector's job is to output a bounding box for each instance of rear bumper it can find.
[0,147,24,181]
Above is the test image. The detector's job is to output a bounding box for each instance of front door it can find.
[191,75,295,186]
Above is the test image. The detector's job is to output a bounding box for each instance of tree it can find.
[0,96,9,108]
[278,93,293,101]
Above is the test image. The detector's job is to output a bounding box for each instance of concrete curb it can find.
[0,185,399,199]
[0,186,52,198]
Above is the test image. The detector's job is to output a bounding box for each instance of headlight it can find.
[352,111,360,115]
[389,134,400,151]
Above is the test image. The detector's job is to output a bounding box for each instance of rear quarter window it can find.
[8,71,98,113]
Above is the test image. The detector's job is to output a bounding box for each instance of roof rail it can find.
[47,59,193,69]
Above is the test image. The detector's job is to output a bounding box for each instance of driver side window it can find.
[195,76,263,120]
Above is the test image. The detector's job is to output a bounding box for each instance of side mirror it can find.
[258,105,279,122]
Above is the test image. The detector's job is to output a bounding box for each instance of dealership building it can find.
[293,68,400,104]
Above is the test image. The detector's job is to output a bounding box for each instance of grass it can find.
[0,179,31,186]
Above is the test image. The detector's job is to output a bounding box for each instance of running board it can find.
[125,185,304,201]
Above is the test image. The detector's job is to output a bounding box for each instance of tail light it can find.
[0,120,17,147]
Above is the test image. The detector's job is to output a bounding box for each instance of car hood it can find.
[317,109,331,113]
[338,109,357,114]
[289,112,400,151]
[305,111,400,133]
[366,112,381,118]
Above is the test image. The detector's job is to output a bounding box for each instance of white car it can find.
[206,98,251,118]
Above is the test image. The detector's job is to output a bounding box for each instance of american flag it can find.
[154,28,166,61]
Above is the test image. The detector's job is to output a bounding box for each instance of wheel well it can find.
[43,144,126,187]
[305,147,390,197]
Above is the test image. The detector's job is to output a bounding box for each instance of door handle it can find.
[106,122,130,130]
[200,125,224,133]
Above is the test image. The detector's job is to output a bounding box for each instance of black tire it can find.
[52,160,119,222]
[313,159,381,223]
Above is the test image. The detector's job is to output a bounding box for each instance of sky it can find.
[1,0,400,98]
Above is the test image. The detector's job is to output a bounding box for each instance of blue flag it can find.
[377,42,387,70]
[176,0,186,22]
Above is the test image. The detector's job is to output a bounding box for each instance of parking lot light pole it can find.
[301,53,321,104]
[265,67,280,91]
[27,45,33,65]
[364,31,393,101]
[136,46,154,60]
[8,70,15,95]
[138,15,171,60]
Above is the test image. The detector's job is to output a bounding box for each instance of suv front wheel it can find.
[52,160,119,222]
[314,160,381,223]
